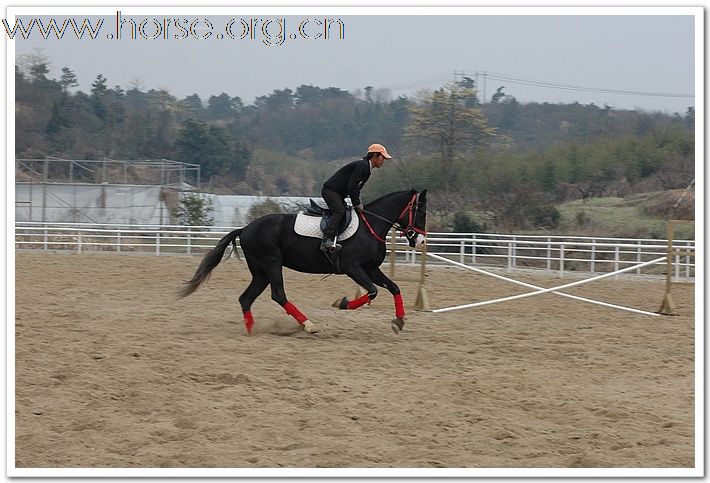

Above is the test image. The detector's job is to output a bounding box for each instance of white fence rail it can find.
[14,222,695,279]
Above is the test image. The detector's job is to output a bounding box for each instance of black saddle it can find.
[305,199,353,236]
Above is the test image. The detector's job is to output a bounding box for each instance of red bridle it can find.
[359,193,427,244]
[396,193,428,239]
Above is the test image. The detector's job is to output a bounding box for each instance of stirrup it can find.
[321,237,335,252]
[321,236,341,253]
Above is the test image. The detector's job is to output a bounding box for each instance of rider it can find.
[320,143,391,252]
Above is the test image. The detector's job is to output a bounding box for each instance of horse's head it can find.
[397,189,427,249]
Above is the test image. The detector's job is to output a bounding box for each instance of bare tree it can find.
[405,83,496,192]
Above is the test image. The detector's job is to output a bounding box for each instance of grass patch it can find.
[558,192,695,239]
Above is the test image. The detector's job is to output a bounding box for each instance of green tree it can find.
[175,117,212,165]
[29,62,49,82]
[538,159,558,192]
[684,107,694,129]
[566,143,582,183]
[178,94,205,122]
[91,74,109,120]
[142,89,177,158]
[206,93,242,121]
[174,118,249,181]
[498,95,520,130]
[254,88,295,110]
[59,67,78,94]
[173,193,214,226]
[45,100,68,136]
[491,86,506,104]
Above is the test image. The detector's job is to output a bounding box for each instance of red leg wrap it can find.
[243,311,254,335]
[283,301,308,324]
[347,294,371,310]
[394,294,405,319]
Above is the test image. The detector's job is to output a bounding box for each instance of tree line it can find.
[15,59,694,231]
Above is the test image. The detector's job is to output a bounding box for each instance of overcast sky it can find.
[11,8,697,114]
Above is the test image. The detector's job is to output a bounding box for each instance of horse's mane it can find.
[365,189,416,208]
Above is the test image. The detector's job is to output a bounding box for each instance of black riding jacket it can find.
[323,158,371,207]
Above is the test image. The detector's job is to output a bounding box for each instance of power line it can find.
[383,73,452,91]
[380,70,693,101]
[481,71,693,99]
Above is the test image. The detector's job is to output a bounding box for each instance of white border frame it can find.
[4,3,704,478]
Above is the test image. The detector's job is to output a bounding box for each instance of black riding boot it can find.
[321,188,346,253]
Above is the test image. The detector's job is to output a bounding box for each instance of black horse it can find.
[178,189,428,335]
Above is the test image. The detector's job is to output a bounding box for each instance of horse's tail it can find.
[177,228,242,298]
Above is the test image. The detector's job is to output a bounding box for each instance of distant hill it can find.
[481,99,693,151]
[15,64,695,234]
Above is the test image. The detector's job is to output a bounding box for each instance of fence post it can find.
[507,241,513,271]
[546,237,552,271]
[187,228,192,255]
[77,231,82,254]
[388,230,396,279]
[657,223,678,315]
[636,240,641,274]
[559,244,565,278]
[590,238,596,273]
[117,229,121,253]
[44,227,48,251]
[156,232,161,256]
[459,240,465,265]
[472,235,477,264]
[512,236,517,269]
[614,246,620,278]
[414,243,429,310]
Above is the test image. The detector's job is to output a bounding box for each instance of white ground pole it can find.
[427,253,666,316]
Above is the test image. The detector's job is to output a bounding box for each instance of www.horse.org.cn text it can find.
[3,13,346,46]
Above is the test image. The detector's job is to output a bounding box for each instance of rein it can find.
[358,210,388,243]
[359,193,427,244]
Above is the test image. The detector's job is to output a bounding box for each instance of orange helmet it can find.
[368,143,392,159]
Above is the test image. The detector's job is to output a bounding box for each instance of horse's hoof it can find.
[391,318,405,334]
[332,296,348,309]
[303,320,320,334]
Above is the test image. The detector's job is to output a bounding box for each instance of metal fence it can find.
[417,233,694,279]
[14,222,695,280]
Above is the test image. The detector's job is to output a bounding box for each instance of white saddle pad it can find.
[294,212,360,241]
